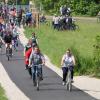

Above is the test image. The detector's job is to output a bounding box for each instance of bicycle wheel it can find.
[67,70,72,92]
[36,76,39,91]
[6,49,10,61]
[68,82,72,92]
[32,73,36,86]
[7,56,9,61]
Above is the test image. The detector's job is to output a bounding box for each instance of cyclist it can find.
[25,43,36,78]
[31,32,38,45]
[29,46,45,85]
[26,12,32,26]
[4,31,13,54]
[61,49,75,85]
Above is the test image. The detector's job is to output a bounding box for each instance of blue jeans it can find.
[32,65,42,81]
[62,66,74,82]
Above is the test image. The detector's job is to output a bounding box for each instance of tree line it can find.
[34,0,100,16]
[0,0,29,5]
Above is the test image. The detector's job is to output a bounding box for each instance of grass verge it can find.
[0,84,8,100]
[24,19,100,76]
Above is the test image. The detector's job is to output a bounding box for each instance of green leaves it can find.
[33,0,100,16]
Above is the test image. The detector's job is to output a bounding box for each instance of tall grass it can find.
[24,19,100,76]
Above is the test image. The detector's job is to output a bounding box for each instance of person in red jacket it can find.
[25,43,36,78]
[25,47,32,77]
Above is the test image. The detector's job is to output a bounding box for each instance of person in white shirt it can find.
[53,15,60,30]
[61,49,75,85]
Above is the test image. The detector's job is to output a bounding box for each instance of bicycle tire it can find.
[36,76,39,91]
[66,69,72,91]
[32,72,36,86]
[7,56,9,61]
[68,82,72,92]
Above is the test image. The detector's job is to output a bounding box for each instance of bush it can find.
[88,2,100,16]
[71,46,94,75]
[92,35,100,77]
[93,36,100,68]
[35,0,100,16]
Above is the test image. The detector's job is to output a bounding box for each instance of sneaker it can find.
[71,79,74,83]
[33,81,36,86]
[25,67,28,70]
[40,76,43,81]
[62,82,66,86]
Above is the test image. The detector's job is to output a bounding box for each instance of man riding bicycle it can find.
[29,46,45,85]
[4,31,13,54]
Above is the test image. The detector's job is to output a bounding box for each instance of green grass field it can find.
[0,85,8,100]
[24,19,100,76]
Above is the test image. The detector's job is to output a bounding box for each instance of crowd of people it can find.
[24,32,76,86]
[52,5,78,31]
[0,4,76,87]
[24,32,45,86]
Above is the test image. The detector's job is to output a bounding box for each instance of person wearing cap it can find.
[61,49,75,85]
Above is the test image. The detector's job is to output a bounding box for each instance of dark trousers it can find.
[62,66,74,82]
[54,24,59,30]
[26,65,32,77]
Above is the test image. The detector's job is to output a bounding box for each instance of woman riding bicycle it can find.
[61,49,75,85]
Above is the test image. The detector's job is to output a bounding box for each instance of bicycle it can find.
[66,66,72,92]
[70,22,79,31]
[6,44,12,61]
[32,64,43,91]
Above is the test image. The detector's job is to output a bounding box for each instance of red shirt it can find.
[25,47,32,65]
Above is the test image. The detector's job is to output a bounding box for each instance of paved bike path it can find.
[0,43,97,100]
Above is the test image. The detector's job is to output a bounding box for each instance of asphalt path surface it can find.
[0,43,97,100]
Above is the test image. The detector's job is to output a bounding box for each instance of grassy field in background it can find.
[0,85,8,100]
[24,19,100,75]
